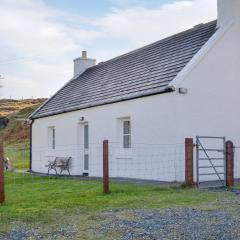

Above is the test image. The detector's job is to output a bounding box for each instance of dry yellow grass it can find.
[0,98,47,143]
[0,98,47,117]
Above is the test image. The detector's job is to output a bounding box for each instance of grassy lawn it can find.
[1,173,236,239]
[4,139,29,169]
[1,173,230,227]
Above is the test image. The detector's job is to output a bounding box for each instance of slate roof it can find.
[31,20,217,119]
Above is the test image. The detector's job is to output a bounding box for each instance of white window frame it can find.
[122,119,131,149]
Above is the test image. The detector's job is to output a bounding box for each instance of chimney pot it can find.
[82,51,87,58]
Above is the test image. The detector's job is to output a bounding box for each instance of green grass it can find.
[0,173,234,239]
[4,139,29,169]
[1,172,230,224]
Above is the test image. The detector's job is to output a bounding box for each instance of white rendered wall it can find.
[217,0,240,28]
[32,93,185,182]
[175,22,240,181]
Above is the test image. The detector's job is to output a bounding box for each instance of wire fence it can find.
[2,139,239,192]
[0,137,238,235]
[0,140,187,233]
[4,144,29,170]
[28,142,185,182]
[1,141,187,194]
[0,141,187,200]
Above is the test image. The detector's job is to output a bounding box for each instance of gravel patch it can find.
[0,225,78,240]
[98,197,240,240]
[2,189,240,240]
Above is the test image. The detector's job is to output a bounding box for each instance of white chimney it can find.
[73,51,96,77]
[217,0,240,28]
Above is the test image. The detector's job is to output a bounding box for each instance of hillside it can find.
[0,98,46,142]
[0,98,46,117]
[0,99,46,169]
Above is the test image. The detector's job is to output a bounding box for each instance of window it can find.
[52,128,55,149]
[84,124,89,149]
[48,127,55,149]
[123,120,131,148]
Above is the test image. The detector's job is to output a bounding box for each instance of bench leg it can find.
[59,168,70,176]
[63,167,70,176]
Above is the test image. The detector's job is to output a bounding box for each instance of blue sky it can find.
[0,0,217,99]
[45,0,174,17]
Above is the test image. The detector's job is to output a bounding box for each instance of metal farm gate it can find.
[196,136,226,188]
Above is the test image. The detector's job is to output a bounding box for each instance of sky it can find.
[0,0,217,99]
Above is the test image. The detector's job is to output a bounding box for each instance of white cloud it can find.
[106,0,154,8]
[0,0,102,98]
[0,0,100,56]
[97,0,217,46]
[0,0,217,98]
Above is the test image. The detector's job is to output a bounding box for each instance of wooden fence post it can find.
[185,138,194,187]
[103,140,109,193]
[0,140,5,204]
[226,140,234,186]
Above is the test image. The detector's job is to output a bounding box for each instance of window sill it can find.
[116,156,133,160]
[115,148,133,160]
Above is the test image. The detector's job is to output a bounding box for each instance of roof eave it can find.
[31,87,174,120]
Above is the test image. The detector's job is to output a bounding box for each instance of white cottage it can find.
[30,0,240,182]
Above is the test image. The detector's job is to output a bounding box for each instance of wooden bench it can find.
[45,157,71,175]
